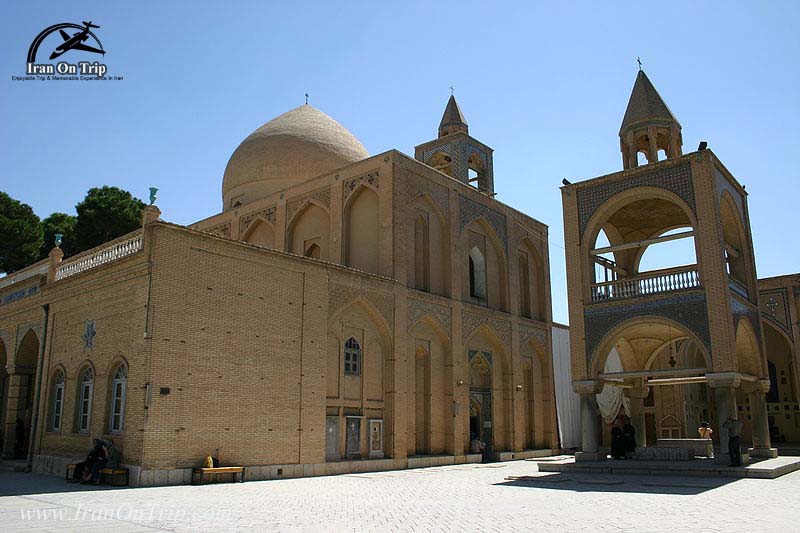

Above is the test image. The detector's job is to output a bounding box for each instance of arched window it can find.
[518,253,531,317]
[414,214,430,291]
[49,371,65,431]
[109,364,127,433]
[468,247,487,300]
[304,242,321,259]
[344,337,361,376]
[76,367,94,433]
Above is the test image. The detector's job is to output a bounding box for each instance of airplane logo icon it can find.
[49,21,105,60]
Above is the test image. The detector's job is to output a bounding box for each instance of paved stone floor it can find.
[1,458,799,532]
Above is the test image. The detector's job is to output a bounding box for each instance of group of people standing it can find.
[610,416,636,459]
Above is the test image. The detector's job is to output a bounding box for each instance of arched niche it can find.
[242,218,275,249]
[344,186,380,274]
[288,202,329,260]
[464,325,511,451]
[463,219,507,312]
[516,238,547,321]
[407,195,449,296]
[407,317,451,456]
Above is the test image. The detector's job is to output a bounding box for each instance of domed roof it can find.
[222,104,368,210]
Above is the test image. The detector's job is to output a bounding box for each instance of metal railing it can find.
[591,264,700,302]
[55,230,143,281]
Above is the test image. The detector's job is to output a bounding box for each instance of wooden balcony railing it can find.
[591,265,700,302]
[55,230,143,281]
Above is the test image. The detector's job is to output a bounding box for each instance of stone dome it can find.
[222,104,369,210]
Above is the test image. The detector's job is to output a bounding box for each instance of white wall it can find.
[551,325,581,449]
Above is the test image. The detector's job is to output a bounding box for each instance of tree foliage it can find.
[74,187,144,252]
[39,212,77,260]
[0,192,43,274]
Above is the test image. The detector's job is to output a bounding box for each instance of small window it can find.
[77,367,94,433]
[109,363,127,433]
[50,371,65,431]
[469,247,487,300]
[344,337,361,375]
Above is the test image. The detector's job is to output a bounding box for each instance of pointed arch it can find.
[74,362,95,433]
[464,323,512,451]
[426,152,453,176]
[47,365,66,432]
[734,317,763,377]
[344,185,380,273]
[14,328,40,369]
[517,237,547,321]
[719,190,751,288]
[408,317,452,455]
[463,217,507,311]
[107,358,129,434]
[288,201,330,260]
[408,194,450,296]
[589,315,711,378]
[241,217,276,249]
[328,297,394,457]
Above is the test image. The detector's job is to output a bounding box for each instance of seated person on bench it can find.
[69,439,108,484]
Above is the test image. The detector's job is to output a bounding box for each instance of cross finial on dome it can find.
[305,92,309,105]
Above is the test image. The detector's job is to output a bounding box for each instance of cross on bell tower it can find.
[414,95,495,194]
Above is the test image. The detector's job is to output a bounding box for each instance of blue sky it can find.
[2,1,798,323]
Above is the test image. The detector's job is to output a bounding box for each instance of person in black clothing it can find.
[622,416,636,459]
[610,418,626,459]
[69,439,108,484]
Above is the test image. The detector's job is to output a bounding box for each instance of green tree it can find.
[0,192,43,274]
[74,187,145,251]
[39,212,77,260]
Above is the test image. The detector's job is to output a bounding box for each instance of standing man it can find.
[722,416,743,467]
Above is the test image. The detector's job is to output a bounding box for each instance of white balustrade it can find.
[55,230,143,281]
[591,265,700,302]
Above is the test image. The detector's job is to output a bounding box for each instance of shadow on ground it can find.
[0,471,132,496]
[495,472,738,495]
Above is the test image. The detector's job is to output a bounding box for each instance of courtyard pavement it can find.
[1,458,799,532]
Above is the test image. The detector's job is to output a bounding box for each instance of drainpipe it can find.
[27,303,49,471]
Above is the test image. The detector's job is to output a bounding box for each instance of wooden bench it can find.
[66,463,129,486]
[191,466,245,485]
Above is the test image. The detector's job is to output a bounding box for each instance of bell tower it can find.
[619,70,683,169]
[415,95,495,194]
[561,70,776,464]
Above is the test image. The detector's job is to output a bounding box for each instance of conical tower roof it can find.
[619,70,681,135]
[439,95,468,137]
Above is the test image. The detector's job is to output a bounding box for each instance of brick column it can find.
[646,126,658,163]
[708,373,743,464]
[748,380,778,458]
[626,385,648,449]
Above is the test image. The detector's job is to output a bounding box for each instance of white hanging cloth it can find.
[596,347,630,423]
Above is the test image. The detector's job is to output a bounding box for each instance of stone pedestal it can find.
[574,381,605,461]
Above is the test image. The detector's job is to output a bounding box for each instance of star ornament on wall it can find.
[82,319,96,350]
